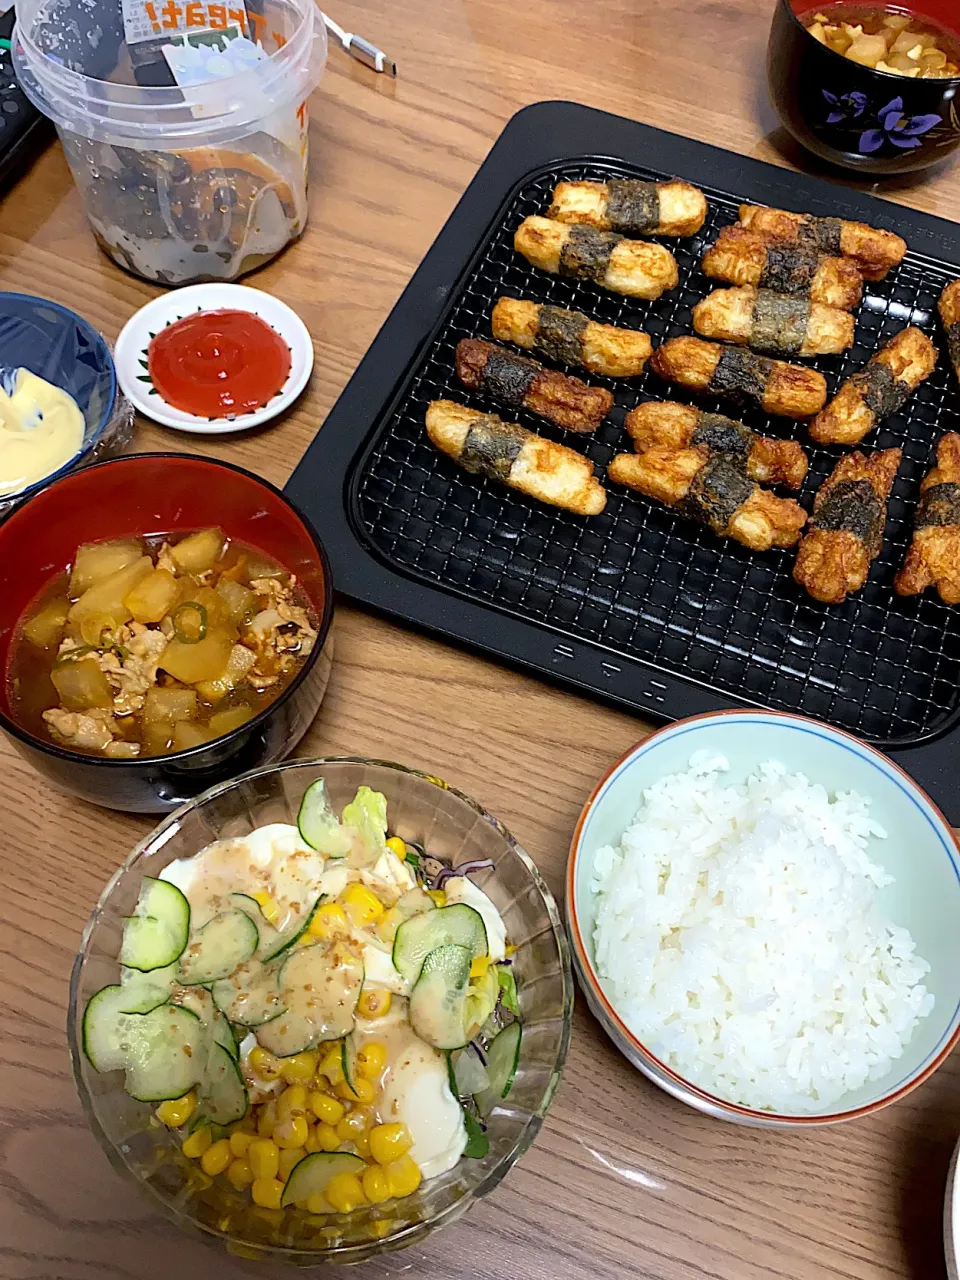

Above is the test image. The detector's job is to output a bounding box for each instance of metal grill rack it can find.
[286,102,960,818]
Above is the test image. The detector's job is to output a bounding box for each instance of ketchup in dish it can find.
[147,309,292,418]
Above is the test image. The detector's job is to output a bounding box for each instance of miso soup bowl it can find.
[767,0,960,174]
[0,453,334,813]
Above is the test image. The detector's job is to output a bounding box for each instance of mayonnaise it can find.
[0,368,85,496]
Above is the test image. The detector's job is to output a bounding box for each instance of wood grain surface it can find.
[2,1,960,1277]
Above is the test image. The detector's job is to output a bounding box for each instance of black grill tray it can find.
[286,101,960,820]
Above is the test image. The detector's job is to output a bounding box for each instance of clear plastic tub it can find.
[14,0,326,285]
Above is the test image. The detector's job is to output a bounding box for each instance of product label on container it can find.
[122,0,252,44]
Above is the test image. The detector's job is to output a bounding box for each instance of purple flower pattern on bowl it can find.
[823,89,868,122]
[860,97,942,152]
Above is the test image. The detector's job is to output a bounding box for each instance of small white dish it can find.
[114,283,313,434]
[946,1133,960,1280]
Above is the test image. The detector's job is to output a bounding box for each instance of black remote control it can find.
[0,8,53,190]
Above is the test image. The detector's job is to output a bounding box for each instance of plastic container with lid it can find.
[14,0,327,285]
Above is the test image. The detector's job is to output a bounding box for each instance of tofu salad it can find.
[81,782,522,1216]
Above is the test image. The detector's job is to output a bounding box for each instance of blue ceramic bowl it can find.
[568,711,960,1127]
[0,291,117,501]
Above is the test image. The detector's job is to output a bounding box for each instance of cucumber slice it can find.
[231,892,324,963]
[174,987,240,1062]
[396,887,435,920]
[201,1042,248,1124]
[83,986,150,1072]
[297,779,351,856]
[282,1152,365,1208]
[211,960,286,1028]
[452,1044,490,1096]
[178,910,259,985]
[256,943,364,1057]
[392,904,487,987]
[118,964,177,1014]
[474,1022,521,1116]
[341,1034,357,1095]
[408,944,471,1051]
[123,1005,205,1102]
[119,878,190,972]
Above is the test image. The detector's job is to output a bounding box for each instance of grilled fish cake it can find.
[701,225,863,311]
[425,400,606,516]
[455,338,612,432]
[738,205,906,281]
[793,449,901,604]
[650,336,828,419]
[624,401,808,489]
[693,285,854,357]
[809,326,937,445]
[938,280,960,383]
[547,178,707,237]
[514,216,679,300]
[491,298,652,378]
[895,432,960,604]
[608,448,807,551]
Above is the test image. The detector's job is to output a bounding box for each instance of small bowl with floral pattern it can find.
[767,0,960,174]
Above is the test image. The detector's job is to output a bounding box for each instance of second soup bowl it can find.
[0,453,334,813]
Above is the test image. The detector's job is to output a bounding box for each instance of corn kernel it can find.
[385,836,407,857]
[470,954,491,979]
[336,1075,376,1104]
[306,1192,332,1214]
[358,987,393,1019]
[248,1138,280,1181]
[249,1046,283,1081]
[324,1171,367,1214]
[362,1164,390,1204]
[256,1100,278,1138]
[342,883,385,927]
[230,1117,257,1135]
[251,890,281,925]
[504,943,517,957]
[226,1156,254,1191]
[156,1090,197,1129]
[251,1177,285,1210]
[425,889,446,907]
[280,1052,319,1085]
[252,1205,284,1229]
[311,1121,341,1152]
[309,1090,345,1125]
[229,1131,254,1158]
[182,1127,213,1159]
[353,1131,371,1159]
[369,1122,413,1166]
[200,1138,233,1177]
[277,1084,309,1119]
[336,1108,372,1143]
[274,1115,310,1149]
[318,1046,345,1085]
[309,902,349,940]
[385,1154,422,1198]
[356,1042,387,1079]
[278,1146,306,1180]
[375,909,403,946]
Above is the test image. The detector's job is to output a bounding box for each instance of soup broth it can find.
[802,4,960,76]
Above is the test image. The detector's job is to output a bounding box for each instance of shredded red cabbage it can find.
[435,858,495,889]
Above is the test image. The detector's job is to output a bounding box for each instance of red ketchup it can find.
[147,309,292,418]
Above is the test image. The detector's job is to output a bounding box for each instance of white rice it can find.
[591,752,934,1113]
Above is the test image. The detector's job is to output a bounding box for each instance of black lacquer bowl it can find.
[767,0,960,174]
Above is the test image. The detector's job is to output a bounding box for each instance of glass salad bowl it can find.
[67,758,573,1265]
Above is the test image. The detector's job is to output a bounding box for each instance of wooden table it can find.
[2,1,960,1276]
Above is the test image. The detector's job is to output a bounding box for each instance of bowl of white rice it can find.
[567,710,960,1127]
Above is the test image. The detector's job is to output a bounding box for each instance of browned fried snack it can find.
[808,326,938,445]
[624,401,808,489]
[649,336,828,420]
[513,216,679,300]
[701,226,863,311]
[793,449,901,604]
[609,448,807,551]
[455,339,612,432]
[895,433,960,603]
[938,280,960,382]
[693,286,855,357]
[547,178,707,237]
[491,298,652,378]
[425,400,606,516]
[738,205,907,281]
